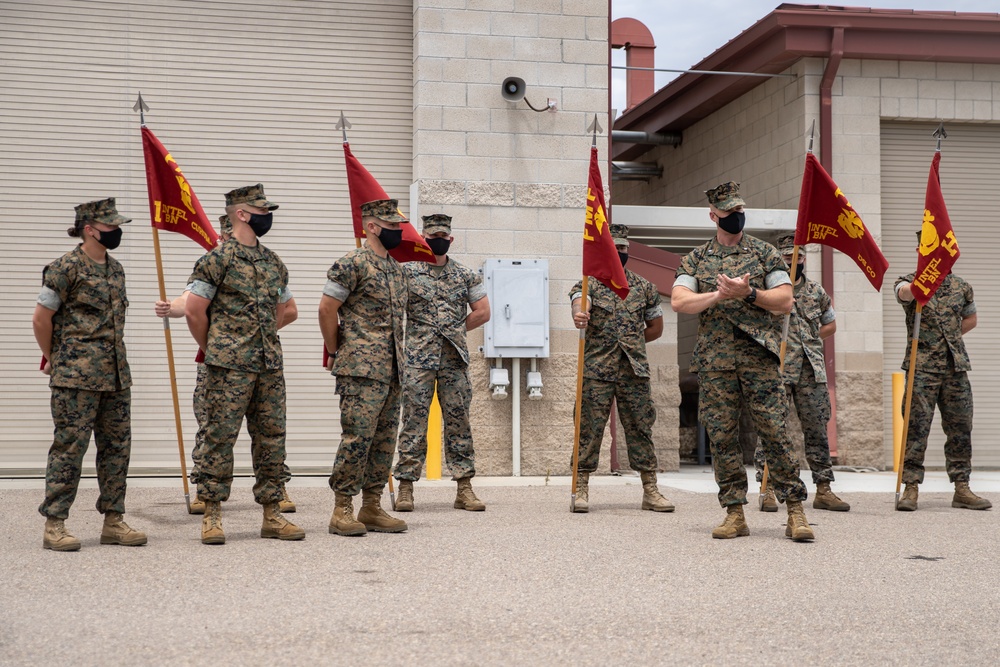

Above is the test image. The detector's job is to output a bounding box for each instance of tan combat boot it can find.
[712,505,750,539]
[278,486,296,513]
[43,517,81,552]
[201,501,225,545]
[261,502,305,540]
[813,482,851,512]
[759,488,778,512]
[896,483,918,512]
[329,492,367,536]
[100,512,147,546]
[573,472,589,513]
[952,481,992,510]
[785,500,815,541]
[395,480,414,512]
[357,490,408,533]
[188,497,206,515]
[640,471,675,512]
[454,478,486,511]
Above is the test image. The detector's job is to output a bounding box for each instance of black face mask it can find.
[246,212,273,237]
[618,251,629,267]
[718,210,746,235]
[794,262,805,280]
[376,225,404,251]
[427,237,451,256]
[96,227,123,250]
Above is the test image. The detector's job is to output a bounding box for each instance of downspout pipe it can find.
[819,27,843,459]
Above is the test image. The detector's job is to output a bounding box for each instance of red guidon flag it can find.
[794,153,888,290]
[911,152,960,305]
[141,126,218,251]
[582,146,628,299]
[343,142,434,263]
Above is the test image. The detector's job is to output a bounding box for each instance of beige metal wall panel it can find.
[880,122,1000,470]
[0,0,413,476]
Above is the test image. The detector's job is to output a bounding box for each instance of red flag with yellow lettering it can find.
[911,152,959,305]
[141,126,218,251]
[794,153,887,290]
[344,143,434,264]
[582,147,628,299]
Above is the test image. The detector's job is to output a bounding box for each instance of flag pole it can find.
[895,304,922,507]
[761,122,814,502]
[340,111,395,507]
[896,122,947,506]
[571,115,603,511]
[134,93,192,512]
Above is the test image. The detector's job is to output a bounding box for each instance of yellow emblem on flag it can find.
[838,209,864,239]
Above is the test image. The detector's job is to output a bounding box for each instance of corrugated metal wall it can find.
[881,121,1000,470]
[0,0,413,475]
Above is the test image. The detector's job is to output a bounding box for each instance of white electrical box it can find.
[483,259,549,358]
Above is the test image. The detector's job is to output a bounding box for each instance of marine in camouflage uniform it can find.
[570,224,674,513]
[320,198,410,536]
[33,198,146,551]
[895,266,990,511]
[672,182,814,541]
[186,184,303,544]
[753,234,850,512]
[154,215,298,515]
[393,213,491,512]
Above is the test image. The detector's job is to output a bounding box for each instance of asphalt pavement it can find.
[1,468,998,666]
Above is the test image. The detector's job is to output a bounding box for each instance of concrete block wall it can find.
[412,1,679,475]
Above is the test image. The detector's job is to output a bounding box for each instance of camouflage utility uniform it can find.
[37,245,133,520]
[187,238,292,505]
[394,259,486,481]
[325,246,408,496]
[674,235,807,506]
[754,275,837,484]
[896,272,975,484]
[570,271,663,473]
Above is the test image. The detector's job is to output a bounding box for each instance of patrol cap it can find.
[422,213,452,235]
[219,214,232,235]
[776,233,796,255]
[75,197,131,227]
[225,183,278,210]
[610,223,630,249]
[705,181,745,211]
[361,199,407,223]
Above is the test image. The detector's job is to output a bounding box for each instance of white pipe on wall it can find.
[512,357,521,477]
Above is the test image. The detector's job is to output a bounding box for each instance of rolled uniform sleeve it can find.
[468,275,487,304]
[187,250,228,301]
[765,269,792,289]
[279,286,293,304]
[37,285,62,311]
[644,282,663,321]
[962,282,976,317]
[820,306,836,325]
[325,256,358,302]
[672,274,698,293]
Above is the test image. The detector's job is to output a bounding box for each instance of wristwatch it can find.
[744,287,757,304]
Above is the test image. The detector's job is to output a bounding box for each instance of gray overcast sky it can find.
[611,1,1000,116]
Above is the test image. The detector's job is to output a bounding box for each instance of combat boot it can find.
[100,512,147,546]
[201,501,225,545]
[357,490,408,533]
[712,505,749,539]
[43,517,81,552]
[640,471,675,512]
[454,478,486,511]
[395,480,414,512]
[896,483,918,512]
[278,486,296,513]
[759,488,778,512]
[188,497,206,515]
[813,482,851,512]
[328,492,367,536]
[573,472,589,513]
[952,481,992,510]
[261,502,305,540]
[785,500,815,542]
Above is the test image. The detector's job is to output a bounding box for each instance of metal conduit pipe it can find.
[612,161,663,181]
[611,130,682,146]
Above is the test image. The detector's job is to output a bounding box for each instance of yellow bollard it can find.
[892,372,904,472]
[426,384,443,480]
